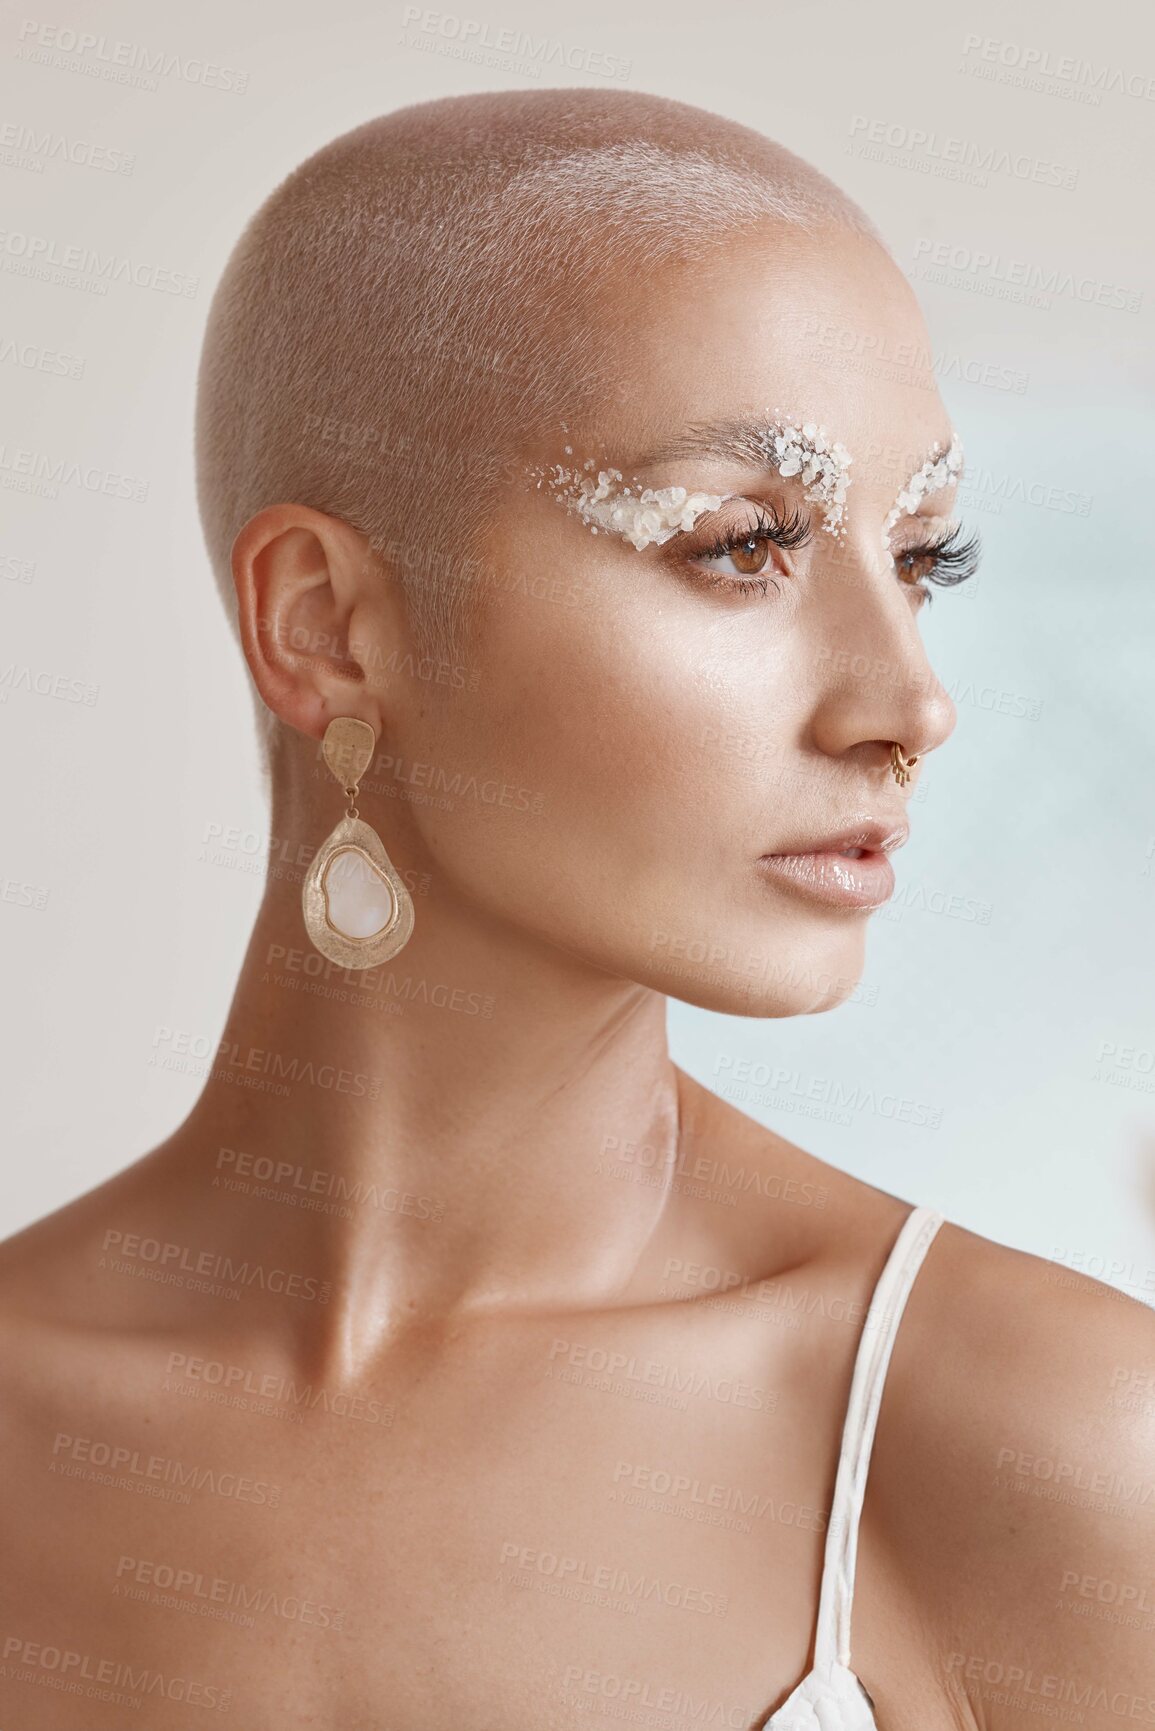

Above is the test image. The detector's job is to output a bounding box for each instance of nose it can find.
[807,538,957,777]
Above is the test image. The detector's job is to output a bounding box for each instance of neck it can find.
[162,861,685,1368]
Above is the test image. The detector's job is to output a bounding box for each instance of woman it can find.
[1,88,1151,1730]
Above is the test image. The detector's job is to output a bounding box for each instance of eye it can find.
[894,521,982,606]
[679,501,813,597]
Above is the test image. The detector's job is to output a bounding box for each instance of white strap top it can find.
[764,1203,945,1728]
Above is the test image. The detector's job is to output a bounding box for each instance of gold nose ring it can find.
[890,742,920,786]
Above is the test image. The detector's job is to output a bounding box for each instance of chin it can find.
[644,916,870,1017]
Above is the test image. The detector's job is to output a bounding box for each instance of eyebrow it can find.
[625,416,965,488]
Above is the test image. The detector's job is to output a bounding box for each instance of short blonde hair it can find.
[194,88,880,763]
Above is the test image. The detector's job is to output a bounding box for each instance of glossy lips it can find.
[757,820,908,910]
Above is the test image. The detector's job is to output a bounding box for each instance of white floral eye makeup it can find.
[527,415,854,550]
[535,466,733,551]
[877,435,980,605]
[525,420,980,604]
[881,436,965,547]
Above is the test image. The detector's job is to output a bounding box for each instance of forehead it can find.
[572,221,950,497]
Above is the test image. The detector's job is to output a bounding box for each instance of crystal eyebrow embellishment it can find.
[531,461,730,550]
[528,415,854,549]
[749,419,853,536]
[882,437,964,546]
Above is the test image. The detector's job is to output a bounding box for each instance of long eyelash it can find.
[690,502,813,596]
[901,523,983,607]
[697,500,813,555]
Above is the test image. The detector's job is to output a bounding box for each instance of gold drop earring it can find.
[301,716,415,968]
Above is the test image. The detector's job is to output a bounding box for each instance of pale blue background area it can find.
[674,384,1155,1285]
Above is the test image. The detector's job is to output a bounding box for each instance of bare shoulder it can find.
[0,1187,121,1463]
[671,1080,1155,1720]
[0,1147,181,1406]
[863,1216,1155,1725]
[0,1160,144,1319]
[670,1065,916,1277]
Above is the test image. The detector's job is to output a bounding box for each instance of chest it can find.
[1,1306,850,1729]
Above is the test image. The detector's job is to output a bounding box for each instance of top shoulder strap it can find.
[813,1203,945,1672]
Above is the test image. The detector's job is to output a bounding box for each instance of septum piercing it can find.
[890,743,919,786]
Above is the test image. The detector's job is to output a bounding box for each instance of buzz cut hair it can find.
[194,87,883,768]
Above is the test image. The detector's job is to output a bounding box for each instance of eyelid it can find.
[684,496,813,548]
[891,511,959,543]
[679,491,813,537]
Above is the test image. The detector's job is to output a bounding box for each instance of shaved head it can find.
[195,88,883,764]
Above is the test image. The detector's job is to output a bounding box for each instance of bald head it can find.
[194,88,882,760]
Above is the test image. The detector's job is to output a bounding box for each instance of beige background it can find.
[2,0,1153,1295]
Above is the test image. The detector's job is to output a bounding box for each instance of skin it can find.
[1,218,1152,1731]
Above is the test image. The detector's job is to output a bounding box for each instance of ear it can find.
[231,503,395,742]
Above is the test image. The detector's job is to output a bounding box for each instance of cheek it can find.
[442,564,799,874]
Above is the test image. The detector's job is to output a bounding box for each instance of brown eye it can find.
[893,521,981,601]
[729,534,774,576]
[683,500,812,593]
[896,547,937,586]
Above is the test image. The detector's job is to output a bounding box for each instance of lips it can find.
[757,818,908,910]
[763,819,909,858]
